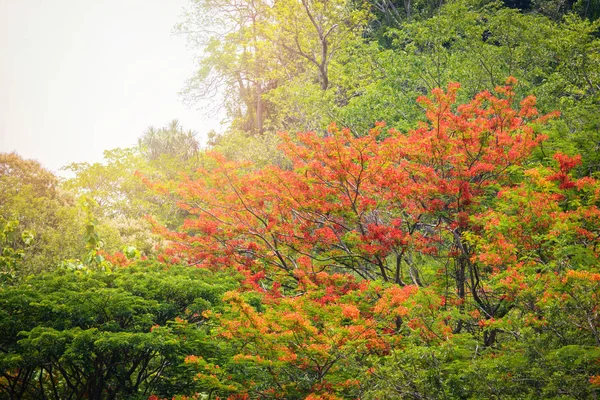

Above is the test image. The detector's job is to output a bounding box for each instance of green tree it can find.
[0,261,240,399]
[178,0,277,134]
[0,218,34,285]
[179,0,373,136]
[138,120,200,166]
[63,121,205,254]
[0,153,85,276]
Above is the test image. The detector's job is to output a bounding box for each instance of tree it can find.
[272,0,368,91]
[0,153,85,276]
[62,121,205,255]
[178,0,372,135]
[0,261,240,399]
[0,218,33,285]
[138,120,200,166]
[143,82,600,397]
[149,81,554,285]
[326,1,600,171]
[178,0,277,134]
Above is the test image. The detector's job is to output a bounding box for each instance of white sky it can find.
[0,0,222,175]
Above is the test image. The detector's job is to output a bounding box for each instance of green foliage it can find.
[0,218,33,285]
[0,261,241,399]
[62,122,204,255]
[0,153,86,276]
[179,0,599,177]
[179,0,374,136]
[364,339,600,399]
[138,120,200,165]
[336,1,600,175]
[207,129,291,168]
[2,0,600,398]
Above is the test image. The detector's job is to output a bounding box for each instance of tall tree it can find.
[138,120,200,164]
[0,153,85,276]
[178,0,276,134]
[142,83,600,398]
[178,0,372,135]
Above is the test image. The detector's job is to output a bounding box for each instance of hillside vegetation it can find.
[2,0,600,398]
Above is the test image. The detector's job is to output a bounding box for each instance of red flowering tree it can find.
[143,79,600,398]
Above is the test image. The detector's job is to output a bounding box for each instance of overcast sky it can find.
[0,0,222,175]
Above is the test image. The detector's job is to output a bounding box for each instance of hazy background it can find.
[0,0,219,175]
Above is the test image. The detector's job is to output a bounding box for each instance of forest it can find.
[2,0,600,398]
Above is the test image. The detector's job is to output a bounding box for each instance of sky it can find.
[0,0,222,175]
